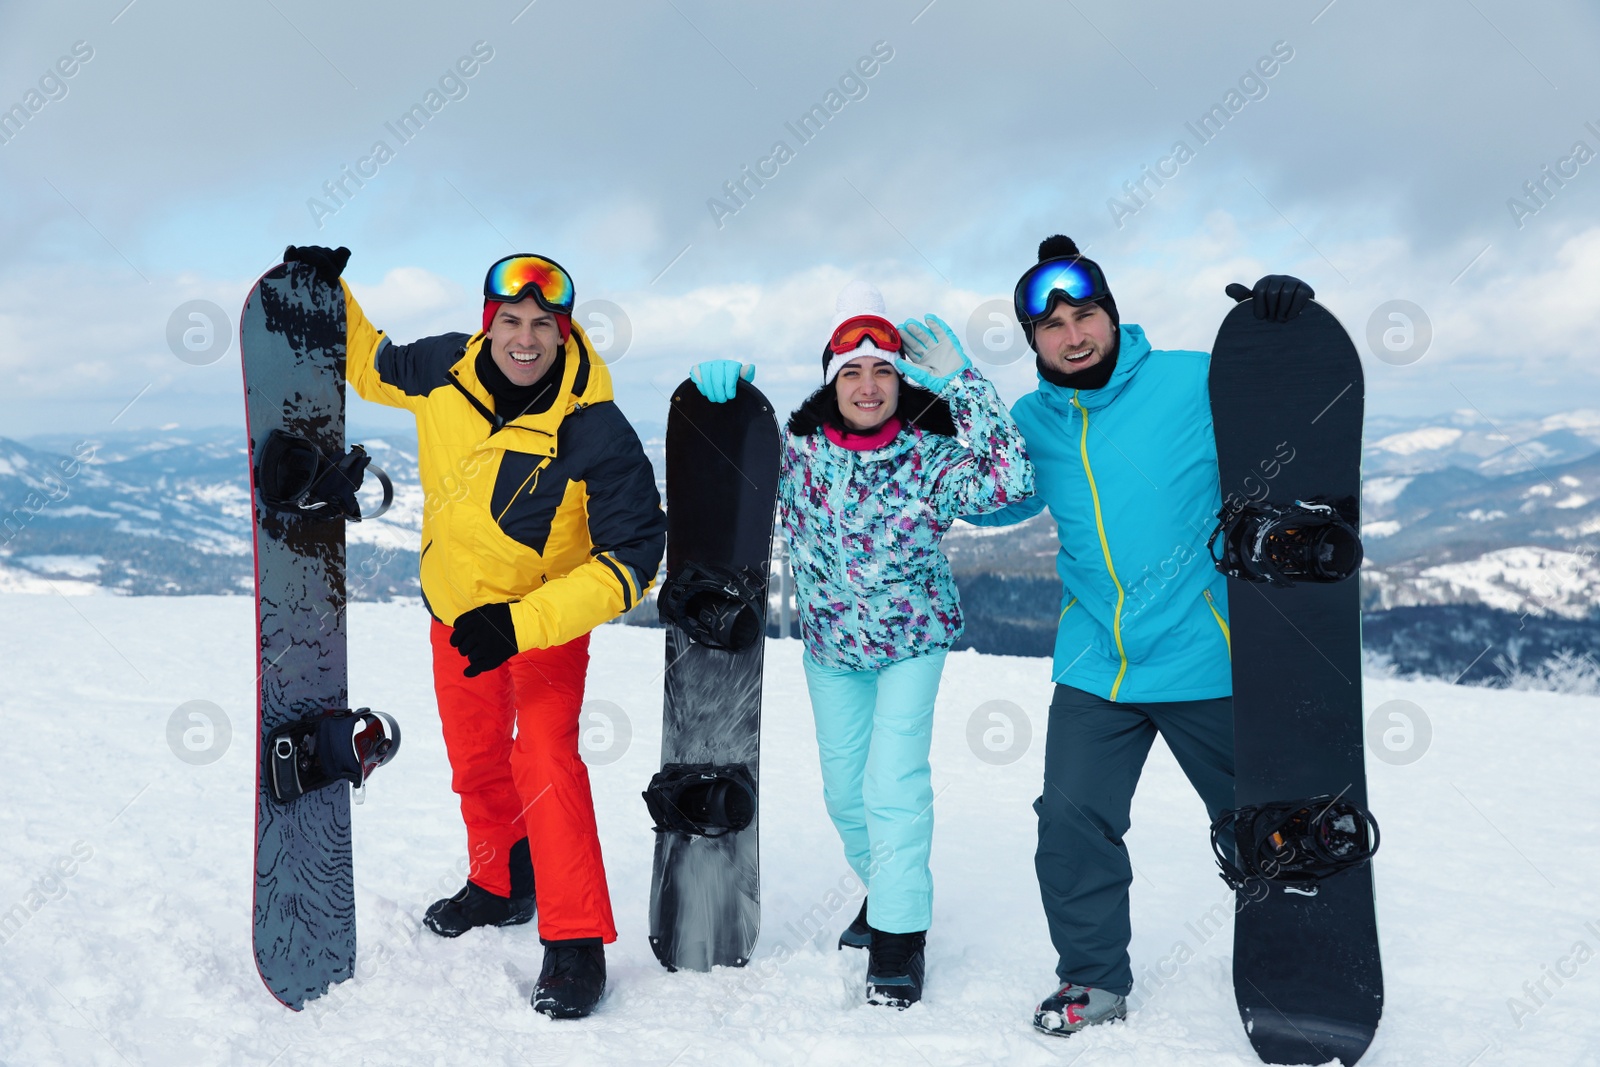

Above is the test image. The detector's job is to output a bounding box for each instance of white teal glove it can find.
[690,360,755,403]
[896,314,971,389]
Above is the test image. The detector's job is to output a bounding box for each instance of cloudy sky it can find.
[1,0,1596,439]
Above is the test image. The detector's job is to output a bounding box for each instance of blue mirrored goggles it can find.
[1013,256,1111,323]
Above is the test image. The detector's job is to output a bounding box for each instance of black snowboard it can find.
[647,378,781,971]
[1210,300,1382,1064]
[242,262,360,1010]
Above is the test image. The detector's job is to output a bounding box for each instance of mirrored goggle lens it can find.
[485,256,574,312]
[1016,259,1105,321]
[829,316,902,354]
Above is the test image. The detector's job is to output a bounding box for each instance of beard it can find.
[1036,327,1121,390]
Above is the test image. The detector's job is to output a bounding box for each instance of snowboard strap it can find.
[1210,794,1380,892]
[267,708,402,805]
[1207,498,1362,587]
[256,430,393,522]
[642,763,757,837]
[657,561,766,652]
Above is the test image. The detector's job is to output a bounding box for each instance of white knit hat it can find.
[831,279,887,329]
[823,280,898,384]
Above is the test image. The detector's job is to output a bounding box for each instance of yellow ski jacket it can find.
[341,283,665,652]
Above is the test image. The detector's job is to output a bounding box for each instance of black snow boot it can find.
[423,838,535,938]
[423,882,536,937]
[838,897,872,950]
[866,929,926,1009]
[531,938,607,1019]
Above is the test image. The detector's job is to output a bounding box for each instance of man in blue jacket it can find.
[967,235,1313,1037]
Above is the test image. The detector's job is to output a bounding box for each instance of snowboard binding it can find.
[643,763,757,837]
[267,707,401,805]
[1208,498,1362,587]
[657,561,767,651]
[1211,794,1380,893]
[255,429,394,522]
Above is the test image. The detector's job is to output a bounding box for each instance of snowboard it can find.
[646,377,781,972]
[1209,299,1382,1064]
[242,262,380,1010]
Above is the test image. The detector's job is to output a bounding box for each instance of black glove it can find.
[283,245,351,288]
[1225,274,1314,322]
[449,602,519,677]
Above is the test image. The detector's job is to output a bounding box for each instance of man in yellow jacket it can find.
[281,246,665,1019]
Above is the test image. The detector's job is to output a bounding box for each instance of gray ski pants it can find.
[1034,684,1235,995]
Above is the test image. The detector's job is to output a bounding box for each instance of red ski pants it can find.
[429,619,616,943]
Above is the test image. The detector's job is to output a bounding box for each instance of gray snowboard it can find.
[241,262,355,1009]
[648,378,780,971]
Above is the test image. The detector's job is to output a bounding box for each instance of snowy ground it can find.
[2,593,1599,1066]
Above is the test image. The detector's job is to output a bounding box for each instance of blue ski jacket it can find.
[966,324,1232,702]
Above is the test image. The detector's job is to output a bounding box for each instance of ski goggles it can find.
[1012,256,1111,323]
[828,315,902,356]
[483,254,575,315]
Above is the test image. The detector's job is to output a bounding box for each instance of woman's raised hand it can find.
[896,315,971,388]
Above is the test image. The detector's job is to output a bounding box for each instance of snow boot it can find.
[838,897,872,950]
[865,929,926,1008]
[423,882,535,937]
[423,838,535,937]
[1032,982,1127,1037]
[532,938,607,1019]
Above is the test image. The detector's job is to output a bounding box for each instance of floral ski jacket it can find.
[779,367,1034,671]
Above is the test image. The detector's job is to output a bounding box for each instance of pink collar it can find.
[823,417,903,451]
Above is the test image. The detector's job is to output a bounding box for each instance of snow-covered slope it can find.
[1,595,1597,1065]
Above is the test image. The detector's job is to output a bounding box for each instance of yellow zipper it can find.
[1071,391,1129,701]
[1203,588,1231,658]
[495,456,552,525]
[1059,597,1078,623]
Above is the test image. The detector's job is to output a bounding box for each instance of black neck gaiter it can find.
[477,342,566,422]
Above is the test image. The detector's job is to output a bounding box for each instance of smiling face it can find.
[1033,300,1116,376]
[834,355,900,432]
[486,297,563,386]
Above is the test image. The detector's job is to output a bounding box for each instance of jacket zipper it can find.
[1071,390,1130,702]
[1202,588,1231,658]
[495,457,552,525]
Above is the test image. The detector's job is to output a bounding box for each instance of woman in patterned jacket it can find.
[691,281,1033,1008]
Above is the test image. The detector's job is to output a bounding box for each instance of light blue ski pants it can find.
[801,649,949,934]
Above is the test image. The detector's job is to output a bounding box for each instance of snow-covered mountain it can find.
[0,429,253,595]
[1362,408,1600,477]
[1364,545,1600,620]
[0,428,426,600]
